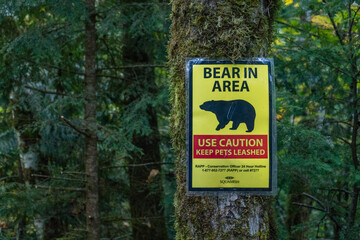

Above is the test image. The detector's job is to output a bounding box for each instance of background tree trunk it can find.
[84,0,100,239]
[168,0,279,238]
[285,179,310,240]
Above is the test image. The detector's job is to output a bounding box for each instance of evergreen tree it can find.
[121,2,168,240]
[0,1,171,239]
[275,0,360,238]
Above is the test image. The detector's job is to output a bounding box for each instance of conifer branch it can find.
[25,85,75,98]
[0,176,18,182]
[324,120,352,127]
[275,20,319,37]
[35,185,86,192]
[315,57,350,78]
[100,36,117,65]
[73,228,87,232]
[10,52,86,76]
[289,47,350,77]
[98,64,167,71]
[102,161,174,169]
[337,137,351,145]
[32,174,86,182]
[61,171,88,175]
[292,202,325,212]
[61,116,89,137]
[321,188,352,194]
[44,23,71,35]
[293,202,342,228]
[95,74,123,79]
[101,215,168,222]
[96,64,167,79]
[97,2,170,17]
[302,192,326,209]
[282,39,351,78]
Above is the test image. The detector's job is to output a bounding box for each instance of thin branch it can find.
[293,202,342,228]
[10,52,85,76]
[275,20,319,37]
[302,192,326,209]
[348,4,360,41]
[61,171,88,175]
[96,2,170,17]
[328,13,344,45]
[97,64,167,71]
[100,36,117,66]
[315,57,351,78]
[73,228,87,232]
[61,116,89,137]
[102,161,174,169]
[0,176,18,182]
[292,202,325,212]
[337,136,352,146]
[322,0,344,45]
[96,74,123,79]
[282,42,350,77]
[320,187,352,194]
[35,185,86,192]
[44,23,71,35]
[101,215,170,222]
[324,120,353,127]
[31,174,86,182]
[316,215,327,238]
[25,85,76,98]
[328,211,342,229]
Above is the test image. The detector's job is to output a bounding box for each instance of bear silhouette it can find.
[200,100,256,132]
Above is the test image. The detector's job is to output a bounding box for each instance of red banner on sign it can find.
[193,135,268,159]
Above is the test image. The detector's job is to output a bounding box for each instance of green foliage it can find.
[278,123,339,186]
[0,0,173,239]
[274,0,360,239]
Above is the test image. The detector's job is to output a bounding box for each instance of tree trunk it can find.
[122,9,168,239]
[168,0,279,239]
[285,179,310,240]
[84,0,100,239]
[346,2,359,235]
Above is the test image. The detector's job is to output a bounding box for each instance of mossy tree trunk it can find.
[168,0,279,239]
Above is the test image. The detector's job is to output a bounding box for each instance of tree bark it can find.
[84,0,100,239]
[168,0,279,239]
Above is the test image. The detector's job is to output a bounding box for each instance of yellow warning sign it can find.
[186,59,276,194]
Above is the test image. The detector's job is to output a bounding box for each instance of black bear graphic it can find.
[200,100,256,132]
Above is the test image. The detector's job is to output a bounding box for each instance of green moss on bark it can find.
[168,0,279,239]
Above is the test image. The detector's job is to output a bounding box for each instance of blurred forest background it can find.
[0,0,359,239]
